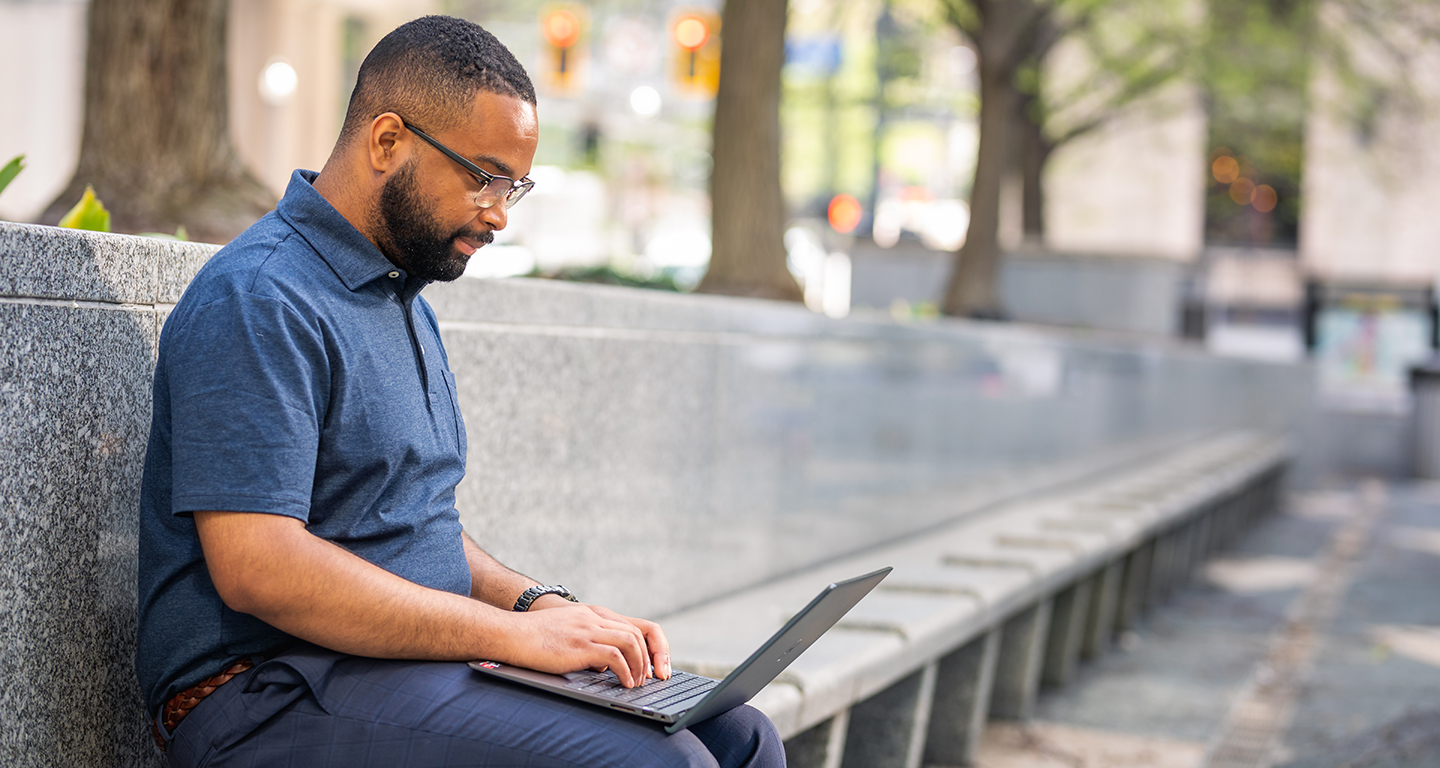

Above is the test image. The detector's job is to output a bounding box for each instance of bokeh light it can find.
[542,10,581,49]
[629,85,662,117]
[674,17,710,51]
[1251,184,1278,212]
[258,59,298,106]
[828,194,863,234]
[1212,155,1240,184]
[1229,178,1255,205]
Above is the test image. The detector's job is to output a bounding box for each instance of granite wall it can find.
[848,240,1187,336]
[0,221,1311,766]
[0,223,217,768]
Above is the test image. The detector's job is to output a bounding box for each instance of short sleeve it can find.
[165,292,328,520]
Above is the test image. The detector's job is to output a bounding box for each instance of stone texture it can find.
[784,710,849,768]
[1081,560,1125,659]
[0,301,164,768]
[990,598,1054,721]
[0,222,216,304]
[1041,579,1093,687]
[924,629,1001,766]
[1116,540,1155,632]
[839,663,937,768]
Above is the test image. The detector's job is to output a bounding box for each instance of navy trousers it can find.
[163,645,786,767]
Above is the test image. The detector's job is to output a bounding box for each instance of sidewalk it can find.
[958,480,1440,768]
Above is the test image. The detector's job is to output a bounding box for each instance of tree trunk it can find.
[941,0,1040,318]
[941,46,1019,317]
[697,0,803,302]
[1018,93,1052,242]
[40,0,273,244]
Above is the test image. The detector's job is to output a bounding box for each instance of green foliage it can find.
[0,155,23,198]
[533,265,682,292]
[58,185,112,233]
[1201,0,1315,245]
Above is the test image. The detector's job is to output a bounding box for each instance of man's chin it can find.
[429,248,472,282]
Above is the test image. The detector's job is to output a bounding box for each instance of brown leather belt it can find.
[150,658,256,751]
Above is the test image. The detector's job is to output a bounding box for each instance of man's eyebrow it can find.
[471,153,516,178]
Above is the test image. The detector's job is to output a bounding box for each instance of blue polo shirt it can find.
[137,170,471,716]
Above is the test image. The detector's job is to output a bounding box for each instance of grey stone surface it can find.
[1041,578,1093,687]
[924,629,1000,766]
[1081,560,1124,658]
[846,240,1185,336]
[0,224,1310,764]
[433,266,1311,619]
[0,221,217,304]
[1116,540,1154,631]
[990,598,1054,720]
[784,710,849,768]
[0,302,164,767]
[839,663,936,768]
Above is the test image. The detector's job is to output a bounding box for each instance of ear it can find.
[368,112,409,174]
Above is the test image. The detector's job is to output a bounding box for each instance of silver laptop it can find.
[469,567,891,733]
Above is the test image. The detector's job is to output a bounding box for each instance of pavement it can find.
[954,480,1440,768]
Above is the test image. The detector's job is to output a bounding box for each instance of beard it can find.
[375,158,493,282]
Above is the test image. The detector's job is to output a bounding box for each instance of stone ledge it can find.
[0,221,218,305]
[659,431,1287,740]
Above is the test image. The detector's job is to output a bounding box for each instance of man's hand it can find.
[526,598,672,687]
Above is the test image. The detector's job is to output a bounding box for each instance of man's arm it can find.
[460,532,673,680]
[195,511,656,686]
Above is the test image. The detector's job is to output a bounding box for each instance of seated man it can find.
[136,15,784,767]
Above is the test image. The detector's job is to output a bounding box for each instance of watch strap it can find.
[513,585,578,612]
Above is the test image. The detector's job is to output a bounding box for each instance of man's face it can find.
[377,158,480,282]
[374,91,539,282]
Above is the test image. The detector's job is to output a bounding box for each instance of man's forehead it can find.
[456,91,538,174]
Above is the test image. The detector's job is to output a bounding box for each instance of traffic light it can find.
[539,4,588,97]
[669,10,720,98]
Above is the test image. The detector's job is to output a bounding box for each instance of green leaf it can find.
[58,185,112,232]
[0,155,23,198]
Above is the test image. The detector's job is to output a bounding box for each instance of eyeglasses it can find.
[401,119,535,210]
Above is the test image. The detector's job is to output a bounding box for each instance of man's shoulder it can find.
[178,211,331,313]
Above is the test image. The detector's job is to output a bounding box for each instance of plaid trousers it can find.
[161,644,785,768]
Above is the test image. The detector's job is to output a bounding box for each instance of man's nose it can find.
[478,202,508,232]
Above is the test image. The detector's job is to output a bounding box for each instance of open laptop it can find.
[469,566,892,733]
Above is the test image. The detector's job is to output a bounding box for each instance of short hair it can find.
[339,16,536,145]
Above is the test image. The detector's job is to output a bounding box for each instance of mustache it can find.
[457,229,494,246]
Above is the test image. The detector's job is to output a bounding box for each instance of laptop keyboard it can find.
[564,669,718,710]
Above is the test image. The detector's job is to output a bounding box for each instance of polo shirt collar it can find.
[276,169,414,292]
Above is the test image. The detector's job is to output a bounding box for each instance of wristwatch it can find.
[513,584,579,612]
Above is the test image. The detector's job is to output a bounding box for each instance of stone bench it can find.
[658,431,1287,767]
[0,222,1306,766]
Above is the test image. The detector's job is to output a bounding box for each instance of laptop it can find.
[469,566,892,733]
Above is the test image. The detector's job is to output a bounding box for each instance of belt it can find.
[150,658,256,751]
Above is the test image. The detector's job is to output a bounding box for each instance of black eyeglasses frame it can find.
[400,118,535,210]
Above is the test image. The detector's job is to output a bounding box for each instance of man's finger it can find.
[603,627,647,686]
[596,645,633,687]
[635,619,672,680]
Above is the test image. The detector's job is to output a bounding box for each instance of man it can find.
[137,16,784,767]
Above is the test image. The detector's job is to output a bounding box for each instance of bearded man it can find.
[136,15,783,767]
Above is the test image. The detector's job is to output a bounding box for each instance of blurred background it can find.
[1,0,1438,479]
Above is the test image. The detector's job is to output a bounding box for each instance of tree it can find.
[40,0,272,243]
[1013,0,1192,240]
[697,0,804,302]
[936,0,1049,317]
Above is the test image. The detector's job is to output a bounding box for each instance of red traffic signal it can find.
[542,9,581,50]
[673,15,710,51]
[539,5,588,96]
